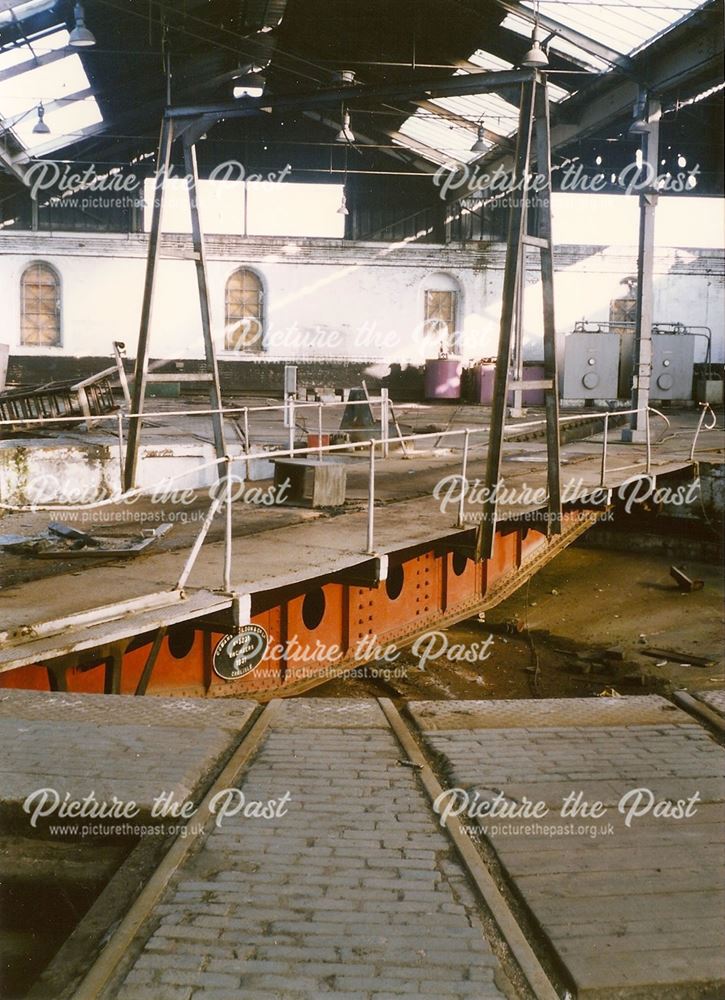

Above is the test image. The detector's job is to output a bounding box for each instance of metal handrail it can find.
[0,395,716,596]
[690,402,718,462]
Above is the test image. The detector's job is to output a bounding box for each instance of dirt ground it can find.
[310,544,725,701]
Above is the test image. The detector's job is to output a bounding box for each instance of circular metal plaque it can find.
[213,625,269,681]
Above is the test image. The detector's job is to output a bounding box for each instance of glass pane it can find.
[21,263,60,346]
[225,270,263,351]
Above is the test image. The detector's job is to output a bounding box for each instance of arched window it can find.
[423,273,460,355]
[21,262,61,347]
[225,268,264,352]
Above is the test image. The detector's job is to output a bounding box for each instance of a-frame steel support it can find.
[124,119,226,491]
[475,76,562,560]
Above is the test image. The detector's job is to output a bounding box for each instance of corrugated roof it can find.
[520,0,710,57]
[501,11,611,70]
[397,110,479,164]
[394,1,710,167]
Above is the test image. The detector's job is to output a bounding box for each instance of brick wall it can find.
[6,356,427,402]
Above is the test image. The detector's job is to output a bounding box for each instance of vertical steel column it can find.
[534,80,562,536]
[510,258,525,417]
[624,97,660,443]
[183,139,227,468]
[124,117,174,490]
[476,77,536,560]
[475,74,561,557]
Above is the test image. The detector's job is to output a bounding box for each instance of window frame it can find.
[20,260,63,349]
[223,266,265,354]
[421,274,461,356]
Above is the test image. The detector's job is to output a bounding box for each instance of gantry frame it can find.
[124,69,562,563]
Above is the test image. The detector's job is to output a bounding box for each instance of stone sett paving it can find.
[0,690,257,811]
[109,699,506,1000]
[411,696,725,999]
[695,690,725,719]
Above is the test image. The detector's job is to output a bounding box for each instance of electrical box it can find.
[562,333,621,399]
[650,334,695,400]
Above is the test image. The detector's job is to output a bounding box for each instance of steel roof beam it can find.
[0,138,29,185]
[302,109,438,176]
[166,69,536,122]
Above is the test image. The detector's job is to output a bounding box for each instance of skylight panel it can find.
[433,93,521,136]
[398,110,478,164]
[0,35,103,151]
[0,42,32,71]
[468,50,514,72]
[0,28,72,78]
[31,27,73,53]
[501,12,611,71]
[0,49,90,118]
[518,1,709,59]
[16,94,102,149]
[0,0,56,26]
[545,34,611,72]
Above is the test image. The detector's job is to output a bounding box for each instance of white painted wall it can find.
[0,232,722,365]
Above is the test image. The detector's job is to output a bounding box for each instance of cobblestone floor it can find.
[109,699,506,1000]
[411,696,725,998]
[0,690,256,812]
[4,692,723,999]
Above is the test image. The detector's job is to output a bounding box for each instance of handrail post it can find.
[176,479,225,592]
[600,413,609,487]
[690,402,713,462]
[381,389,389,459]
[366,439,376,554]
[317,403,323,460]
[645,407,652,475]
[243,406,250,479]
[223,455,233,593]
[288,396,295,457]
[116,411,125,494]
[458,429,470,528]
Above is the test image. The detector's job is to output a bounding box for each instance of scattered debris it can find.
[670,565,704,593]
[597,687,622,697]
[487,619,524,635]
[0,522,173,559]
[49,522,101,549]
[396,760,423,770]
[640,647,715,668]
